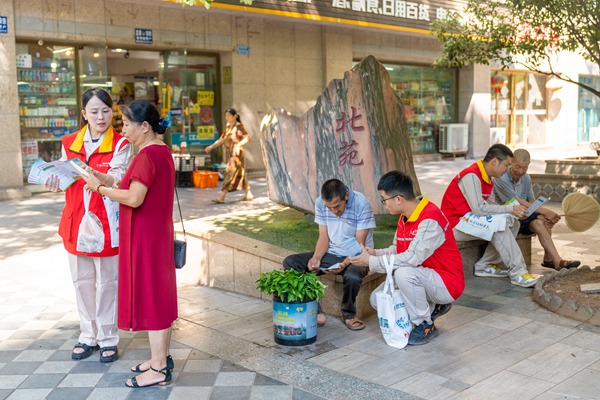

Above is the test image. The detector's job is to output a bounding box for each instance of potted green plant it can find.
[256,269,326,346]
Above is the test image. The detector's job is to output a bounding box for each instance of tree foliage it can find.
[431,0,600,98]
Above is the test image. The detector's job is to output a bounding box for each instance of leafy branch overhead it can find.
[430,0,600,98]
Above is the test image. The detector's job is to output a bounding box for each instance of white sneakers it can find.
[510,273,539,288]
[475,265,539,288]
[474,264,509,278]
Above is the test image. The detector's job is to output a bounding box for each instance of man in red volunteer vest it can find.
[351,171,464,345]
[441,144,538,288]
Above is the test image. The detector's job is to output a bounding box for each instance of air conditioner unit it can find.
[439,123,468,153]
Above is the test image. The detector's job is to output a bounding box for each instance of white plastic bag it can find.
[76,188,105,253]
[102,195,119,248]
[373,254,412,349]
[454,212,510,241]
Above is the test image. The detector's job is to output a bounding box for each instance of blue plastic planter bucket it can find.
[272,295,318,346]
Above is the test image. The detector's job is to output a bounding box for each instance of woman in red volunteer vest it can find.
[45,87,131,363]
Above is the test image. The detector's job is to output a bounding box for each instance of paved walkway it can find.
[1,149,600,400]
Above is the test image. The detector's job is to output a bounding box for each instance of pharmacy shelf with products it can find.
[17,60,79,181]
[392,79,455,154]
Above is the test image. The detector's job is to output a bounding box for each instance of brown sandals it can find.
[541,260,581,270]
[344,317,365,331]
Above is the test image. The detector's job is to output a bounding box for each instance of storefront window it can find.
[490,70,547,145]
[578,76,600,143]
[17,42,78,181]
[159,52,219,165]
[385,64,457,154]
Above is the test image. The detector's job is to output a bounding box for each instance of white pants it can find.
[453,220,528,280]
[394,267,455,326]
[68,253,119,347]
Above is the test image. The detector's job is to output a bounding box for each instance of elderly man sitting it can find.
[493,149,580,270]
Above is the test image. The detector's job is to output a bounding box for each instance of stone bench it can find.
[179,221,533,321]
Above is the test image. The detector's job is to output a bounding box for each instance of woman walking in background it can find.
[45,87,131,363]
[205,107,253,203]
[85,100,178,387]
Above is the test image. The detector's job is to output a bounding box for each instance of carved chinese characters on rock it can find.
[260,55,419,215]
[336,106,365,167]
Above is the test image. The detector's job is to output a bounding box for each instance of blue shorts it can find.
[519,212,540,235]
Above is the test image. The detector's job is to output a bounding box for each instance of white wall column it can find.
[0,0,29,199]
[459,64,491,159]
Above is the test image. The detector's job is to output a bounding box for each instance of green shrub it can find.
[256,268,326,302]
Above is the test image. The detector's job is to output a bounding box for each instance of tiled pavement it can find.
[2,151,600,400]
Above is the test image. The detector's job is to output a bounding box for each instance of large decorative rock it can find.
[260,56,419,215]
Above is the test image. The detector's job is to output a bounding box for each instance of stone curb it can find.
[533,265,600,325]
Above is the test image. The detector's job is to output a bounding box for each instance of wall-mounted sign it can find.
[0,16,7,34]
[16,54,32,68]
[223,66,232,84]
[134,28,153,44]
[237,45,250,55]
[218,0,462,33]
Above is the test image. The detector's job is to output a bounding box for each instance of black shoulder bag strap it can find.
[174,186,186,242]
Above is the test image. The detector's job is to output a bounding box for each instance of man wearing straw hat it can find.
[441,144,539,288]
[493,149,580,271]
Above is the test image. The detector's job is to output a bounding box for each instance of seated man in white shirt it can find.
[493,149,580,270]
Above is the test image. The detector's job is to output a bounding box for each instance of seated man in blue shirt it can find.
[493,149,580,270]
[283,179,376,331]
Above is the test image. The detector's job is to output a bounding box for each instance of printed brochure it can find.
[28,158,90,190]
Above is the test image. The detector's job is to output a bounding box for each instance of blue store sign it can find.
[0,16,8,34]
[237,45,250,55]
[134,28,152,44]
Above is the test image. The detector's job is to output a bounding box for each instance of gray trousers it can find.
[453,219,528,280]
[283,252,368,320]
[68,253,119,348]
[393,267,454,326]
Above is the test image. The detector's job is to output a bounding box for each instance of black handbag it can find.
[174,186,186,269]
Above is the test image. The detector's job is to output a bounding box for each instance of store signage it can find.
[16,54,32,68]
[21,140,38,177]
[134,28,153,44]
[237,45,250,55]
[172,130,218,146]
[170,107,182,116]
[39,127,71,138]
[218,0,462,32]
[0,16,7,34]
[197,91,214,106]
[200,106,214,124]
[196,125,216,141]
[330,0,451,22]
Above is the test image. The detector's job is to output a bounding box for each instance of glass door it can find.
[17,42,78,182]
[159,51,219,166]
[490,71,547,145]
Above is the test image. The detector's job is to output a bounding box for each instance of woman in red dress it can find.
[85,100,177,388]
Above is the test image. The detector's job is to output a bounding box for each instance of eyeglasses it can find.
[380,195,401,204]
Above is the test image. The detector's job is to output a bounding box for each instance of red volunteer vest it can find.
[397,198,465,300]
[441,160,495,228]
[58,126,126,257]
